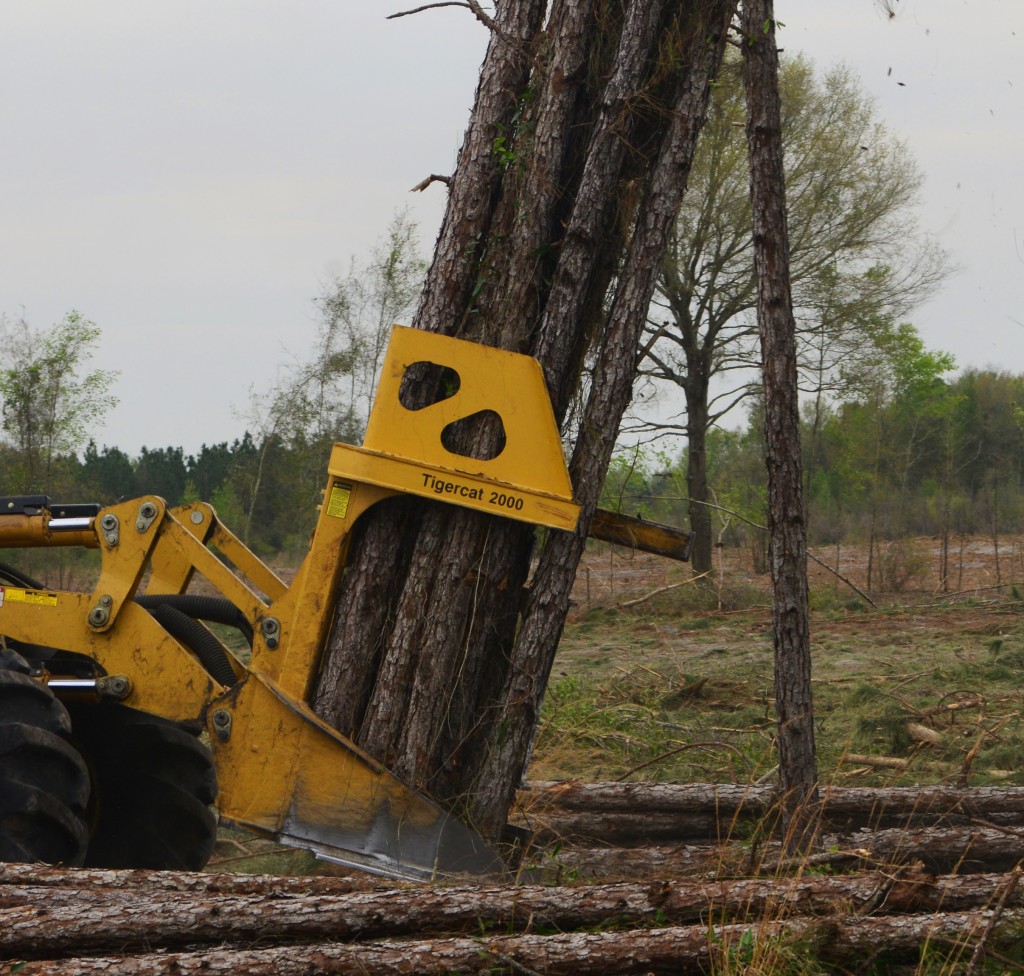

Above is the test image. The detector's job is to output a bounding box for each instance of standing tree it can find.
[635,54,948,573]
[741,0,817,844]
[313,0,739,841]
[315,208,428,432]
[0,311,119,495]
[237,211,426,547]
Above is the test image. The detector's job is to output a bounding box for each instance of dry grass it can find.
[535,537,1024,792]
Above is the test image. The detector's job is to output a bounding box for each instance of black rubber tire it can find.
[67,704,219,870]
[0,668,90,865]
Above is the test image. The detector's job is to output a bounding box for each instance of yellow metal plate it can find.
[0,587,58,608]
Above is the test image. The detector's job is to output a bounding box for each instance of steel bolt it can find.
[261,617,281,650]
[100,675,131,699]
[212,709,232,742]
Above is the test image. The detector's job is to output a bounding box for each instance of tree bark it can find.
[311,0,548,745]
[5,866,1022,962]
[15,910,1024,976]
[312,0,739,841]
[741,0,818,844]
[549,824,1024,881]
[684,359,716,573]
[518,781,1024,830]
[469,2,738,838]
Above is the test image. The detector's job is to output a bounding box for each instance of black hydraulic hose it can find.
[0,561,46,590]
[135,594,254,647]
[147,604,238,689]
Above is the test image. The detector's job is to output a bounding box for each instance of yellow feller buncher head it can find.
[0,327,689,879]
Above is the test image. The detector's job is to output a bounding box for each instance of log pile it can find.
[4,783,1024,974]
[514,781,1024,876]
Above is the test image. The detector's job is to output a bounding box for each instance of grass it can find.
[535,548,1024,792]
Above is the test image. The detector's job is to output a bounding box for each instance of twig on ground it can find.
[617,572,710,609]
[965,866,1022,976]
[615,740,750,782]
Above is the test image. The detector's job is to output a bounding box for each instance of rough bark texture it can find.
[549,828,1024,881]
[741,0,818,841]
[9,861,1024,976]
[312,0,739,841]
[12,868,1017,960]
[8,793,1024,973]
[312,0,548,745]
[470,0,738,838]
[683,370,715,573]
[518,781,1024,830]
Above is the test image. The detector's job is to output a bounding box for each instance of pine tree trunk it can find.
[741,0,818,846]
[684,367,714,573]
[312,0,738,842]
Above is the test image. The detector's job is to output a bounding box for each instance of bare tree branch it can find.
[388,1,530,61]
[410,174,452,193]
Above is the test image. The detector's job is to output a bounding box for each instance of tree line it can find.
[605,360,1024,588]
[9,318,1020,580]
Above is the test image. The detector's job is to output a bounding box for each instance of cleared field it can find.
[533,538,1024,791]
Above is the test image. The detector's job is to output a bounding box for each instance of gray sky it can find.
[1,1,1021,456]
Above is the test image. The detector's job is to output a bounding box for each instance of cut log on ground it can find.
[517,781,1024,834]
[0,862,378,897]
[8,784,1024,973]
[830,825,1024,874]
[14,909,1024,975]
[5,863,1024,962]
[546,826,1024,880]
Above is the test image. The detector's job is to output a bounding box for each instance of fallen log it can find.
[543,842,726,879]
[830,825,1024,874]
[550,824,1024,881]
[520,780,773,815]
[518,782,1024,835]
[0,862,376,897]
[15,909,1024,975]
[520,809,730,844]
[6,864,1021,960]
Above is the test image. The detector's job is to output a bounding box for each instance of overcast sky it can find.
[1,1,1020,456]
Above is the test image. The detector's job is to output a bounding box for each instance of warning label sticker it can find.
[0,587,58,608]
[327,483,352,519]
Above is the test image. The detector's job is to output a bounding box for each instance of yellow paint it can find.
[1,588,58,607]
[364,326,576,506]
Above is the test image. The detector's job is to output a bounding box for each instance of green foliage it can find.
[0,311,119,494]
[636,50,949,573]
[609,345,1024,557]
[79,442,137,501]
[135,445,189,504]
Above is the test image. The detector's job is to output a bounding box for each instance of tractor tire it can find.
[68,704,219,871]
[0,668,90,865]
